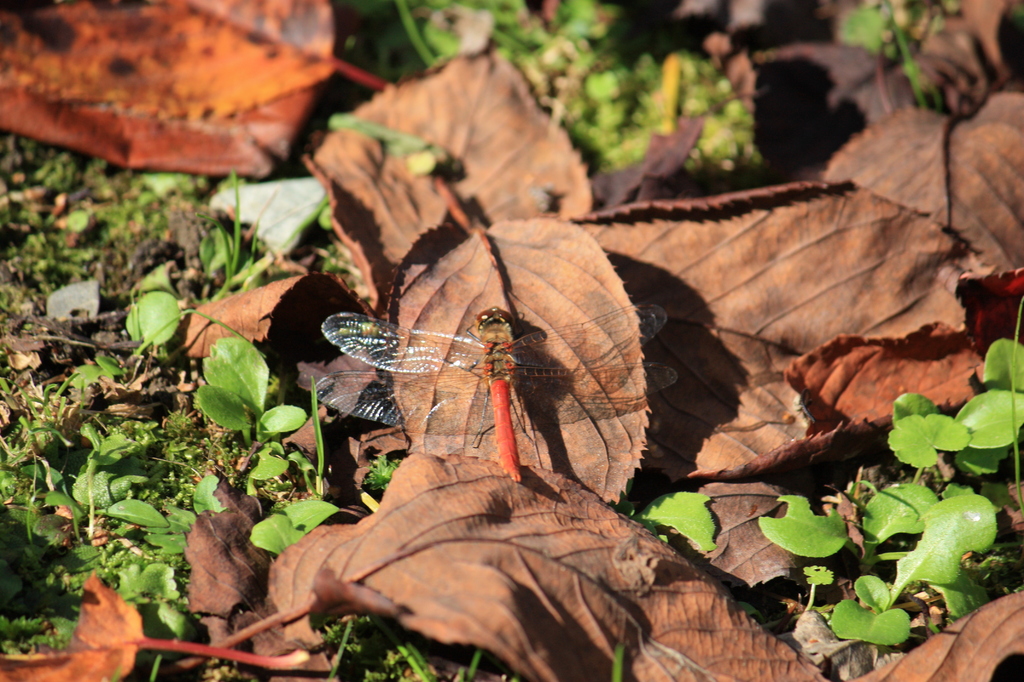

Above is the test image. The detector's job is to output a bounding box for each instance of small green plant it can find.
[839,0,944,110]
[631,491,717,552]
[758,338,1024,645]
[197,173,276,301]
[364,454,401,492]
[193,336,307,449]
[249,499,340,555]
[89,476,224,556]
[761,490,995,645]
[71,423,150,539]
[803,566,834,610]
[125,291,183,353]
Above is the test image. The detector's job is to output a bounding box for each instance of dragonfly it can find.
[316,305,677,481]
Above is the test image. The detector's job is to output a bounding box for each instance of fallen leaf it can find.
[319,219,661,501]
[579,184,966,479]
[268,453,827,682]
[183,479,331,671]
[185,479,272,621]
[956,267,1024,355]
[308,52,591,306]
[699,479,810,587]
[825,92,1024,270]
[755,44,917,178]
[183,273,367,359]
[852,590,1024,682]
[0,574,142,682]
[785,323,981,436]
[0,0,337,176]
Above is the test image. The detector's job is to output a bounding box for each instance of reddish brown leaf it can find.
[957,267,1024,354]
[786,323,980,436]
[853,591,1024,682]
[825,93,1024,270]
[183,273,366,359]
[699,419,890,481]
[580,185,966,479]
[0,0,336,176]
[0,575,142,682]
[268,453,826,682]
[343,219,655,501]
[308,53,591,306]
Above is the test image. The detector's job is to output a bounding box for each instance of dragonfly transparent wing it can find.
[318,305,675,434]
[510,361,677,425]
[321,313,486,373]
[509,305,667,371]
[316,367,492,435]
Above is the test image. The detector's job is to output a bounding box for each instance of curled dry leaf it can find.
[786,323,980,436]
[825,93,1024,271]
[0,574,141,682]
[307,52,591,306]
[321,219,658,501]
[0,0,336,177]
[579,185,966,479]
[184,273,366,359]
[268,453,826,682]
[853,591,1024,682]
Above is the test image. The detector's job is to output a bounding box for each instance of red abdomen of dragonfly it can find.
[474,308,520,481]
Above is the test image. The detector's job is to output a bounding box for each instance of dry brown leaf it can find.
[308,52,591,306]
[0,0,336,176]
[852,591,1024,682]
[699,480,809,587]
[579,185,966,479]
[825,93,1024,271]
[269,453,827,682]
[184,273,366,359]
[319,219,660,501]
[786,323,980,436]
[185,479,272,621]
[0,575,141,682]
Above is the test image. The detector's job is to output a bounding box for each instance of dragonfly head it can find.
[475,307,515,343]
